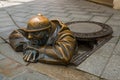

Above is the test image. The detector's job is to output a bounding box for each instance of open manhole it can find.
[65,21,113,66]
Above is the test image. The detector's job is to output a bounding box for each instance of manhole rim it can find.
[66,21,113,40]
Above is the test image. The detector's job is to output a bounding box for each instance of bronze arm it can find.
[9,29,30,52]
[34,31,77,65]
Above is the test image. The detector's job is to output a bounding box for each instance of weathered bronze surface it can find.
[9,14,77,65]
[9,14,113,66]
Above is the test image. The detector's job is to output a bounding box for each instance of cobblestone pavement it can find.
[0,0,120,80]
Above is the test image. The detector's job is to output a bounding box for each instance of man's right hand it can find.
[23,49,39,63]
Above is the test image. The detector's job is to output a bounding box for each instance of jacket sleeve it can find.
[38,30,77,65]
[9,29,28,52]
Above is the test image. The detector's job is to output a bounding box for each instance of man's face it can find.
[27,30,49,46]
[27,30,48,40]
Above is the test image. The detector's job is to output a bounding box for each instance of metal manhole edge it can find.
[65,21,113,39]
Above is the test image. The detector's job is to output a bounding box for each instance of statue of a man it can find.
[9,14,78,65]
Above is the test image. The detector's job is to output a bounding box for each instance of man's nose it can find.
[28,33,33,39]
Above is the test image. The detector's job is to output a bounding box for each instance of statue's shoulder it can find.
[51,20,68,28]
[51,20,70,34]
[51,20,64,25]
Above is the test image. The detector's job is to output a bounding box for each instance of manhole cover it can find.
[66,21,113,40]
[65,21,113,66]
[68,23,102,33]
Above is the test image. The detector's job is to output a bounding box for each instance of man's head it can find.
[24,14,51,40]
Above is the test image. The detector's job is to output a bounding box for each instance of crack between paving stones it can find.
[104,13,114,23]
[0,1,21,29]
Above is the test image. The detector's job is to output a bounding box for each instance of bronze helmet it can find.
[24,14,51,32]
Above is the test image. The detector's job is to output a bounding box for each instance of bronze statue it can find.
[9,14,78,65]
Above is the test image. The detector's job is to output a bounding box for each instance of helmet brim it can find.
[22,22,54,32]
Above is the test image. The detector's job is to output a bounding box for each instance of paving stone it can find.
[8,0,34,2]
[106,19,120,26]
[113,40,120,56]
[0,38,5,44]
[90,16,109,23]
[110,26,120,37]
[68,11,89,15]
[0,54,6,60]
[0,26,18,39]
[92,43,115,58]
[49,12,70,17]
[84,8,104,13]
[101,55,120,80]
[12,13,29,18]
[7,8,31,15]
[77,54,109,76]
[91,12,112,17]
[0,2,22,7]
[15,22,27,28]
[0,43,26,65]
[0,19,15,27]
[70,14,93,20]
[0,26,17,33]
[71,18,90,21]
[29,63,100,80]
[11,69,54,80]
[0,74,4,80]
[108,36,119,43]
[49,9,67,13]
[0,58,26,77]
[0,13,9,18]
[0,22,15,27]
[12,16,26,23]
[111,14,120,20]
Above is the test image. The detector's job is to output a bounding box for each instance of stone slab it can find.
[0,54,6,60]
[71,18,90,21]
[0,43,27,65]
[101,55,120,80]
[0,74,4,80]
[91,12,112,17]
[11,16,26,23]
[77,54,109,76]
[8,0,34,2]
[90,16,109,23]
[108,36,119,43]
[29,63,100,80]
[0,26,18,39]
[111,26,120,37]
[76,42,115,76]
[15,22,27,28]
[0,38,5,44]
[0,58,26,77]
[11,69,54,80]
[111,14,120,20]
[70,14,93,20]
[113,40,120,56]
[106,19,120,26]
[92,43,115,58]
